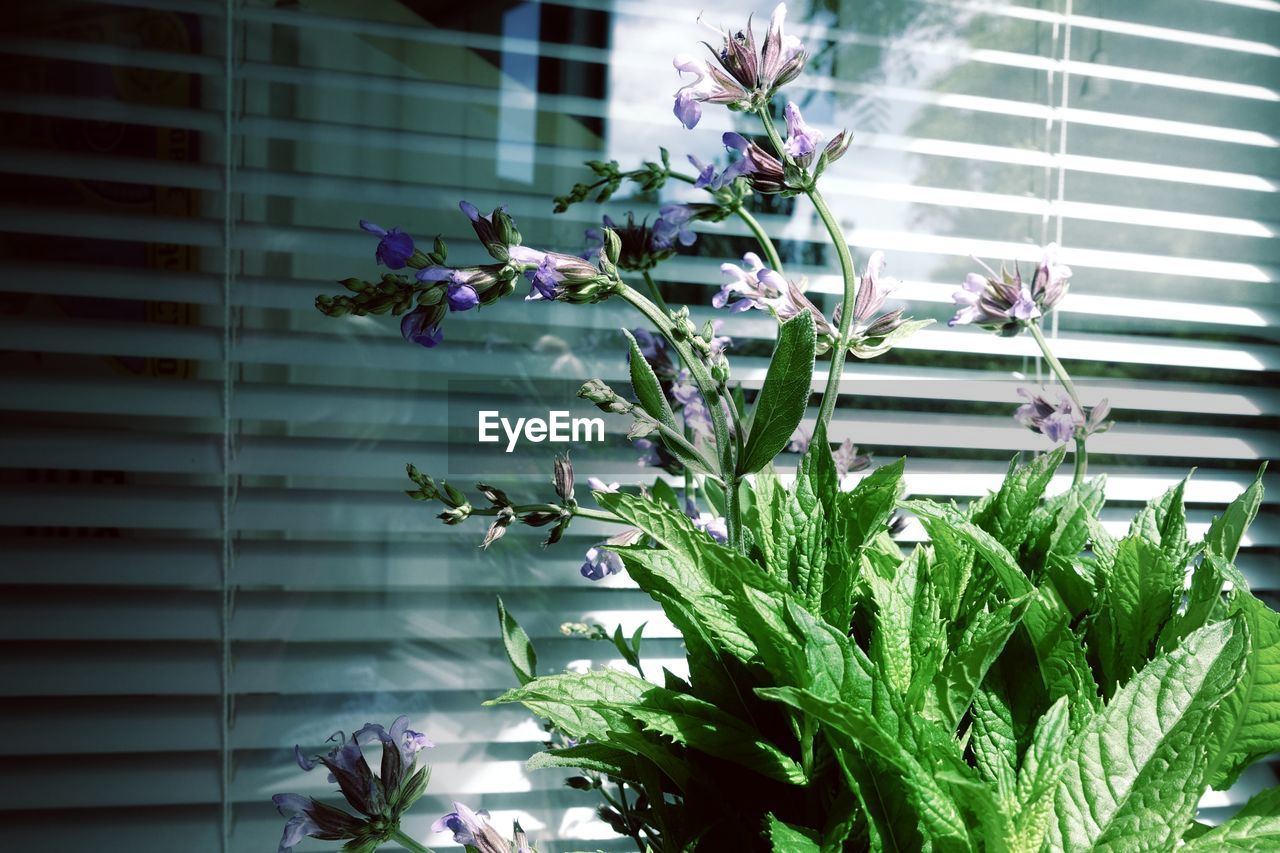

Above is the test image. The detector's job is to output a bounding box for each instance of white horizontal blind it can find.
[0,0,1275,850]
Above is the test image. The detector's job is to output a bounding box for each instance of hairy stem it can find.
[1027,321,1088,485]
[390,829,435,853]
[759,107,859,441]
[669,170,784,272]
[617,282,743,549]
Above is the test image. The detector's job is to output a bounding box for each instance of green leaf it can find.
[1204,464,1267,562]
[759,686,972,851]
[1010,696,1071,852]
[826,457,905,627]
[1130,474,1194,571]
[973,447,1067,551]
[907,501,1099,720]
[969,685,1017,801]
[491,669,806,785]
[1206,588,1280,789]
[928,594,1027,730]
[1181,787,1280,850]
[738,311,816,475]
[526,743,640,782]
[496,597,536,685]
[1050,619,1247,850]
[767,815,820,852]
[1089,535,1183,695]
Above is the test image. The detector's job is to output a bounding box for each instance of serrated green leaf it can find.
[907,501,1099,721]
[970,686,1017,802]
[526,743,640,781]
[1090,534,1183,695]
[1204,464,1267,562]
[496,596,537,685]
[1050,619,1246,850]
[1206,588,1280,789]
[492,669,806,785]
[768,815,821,852]
[973,447,1066,551]
[759,686,972,851]
[928,594,1027,730]
[1129,475,1192,567]
[739,311,816,475]
[1010,696,1070,852]
[1181,787,1280,850]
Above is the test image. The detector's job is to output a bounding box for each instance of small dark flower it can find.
[400,304,445,348]
[416,266,480,312]
[359,220,415,270]
[581,545,625,580]
[651,203,699,250]
[276,716,434,853]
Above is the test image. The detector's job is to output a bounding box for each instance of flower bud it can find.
[578,379,634,415]
[553,453,575,503]
[602,226,622,265]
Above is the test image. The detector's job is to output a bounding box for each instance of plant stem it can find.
[390,829,435,853]
[758,107,859,440]
[669,170,784,272]
[641,270,670,314]
[1027,321,1088,486]
[466,503,625,525]
[616,282,743,550]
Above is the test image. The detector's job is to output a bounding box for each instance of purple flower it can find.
[786,427,811,454]
[672,3,807,129]
[272,793,363,853]
[671,368,713,437]
[852,251,899,326]
[651,203,698,250]
[400,305,445,348]
[587,477,620,493]
[688,153,753,191]
[1015,387,1082,444]
[416,266,480,313]
[512,249,610,303]
[359,220,416,270]
[783,101,822,159]
[951,244,1070,334]
[715,252,787,312]
[432,802,512,853]
[581,545,625,580]
[690,511,728,543]
[457,200,521,260]
[634,439,662,467]
[724,113,850,194]
[1031,242,1072,311]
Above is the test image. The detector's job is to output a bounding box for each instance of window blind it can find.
[0,0,1275,850]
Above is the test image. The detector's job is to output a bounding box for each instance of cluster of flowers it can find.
[273,716,531,853]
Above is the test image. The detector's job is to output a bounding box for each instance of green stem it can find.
[390,829,435,853]
[641,270,670,314]
[759,107,858,440]
[617,282,743,550]
[670,170,784,273]
[1027,321,1088,486]
[466,503,625,524]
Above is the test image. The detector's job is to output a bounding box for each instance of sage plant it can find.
[303,3,1280,851]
